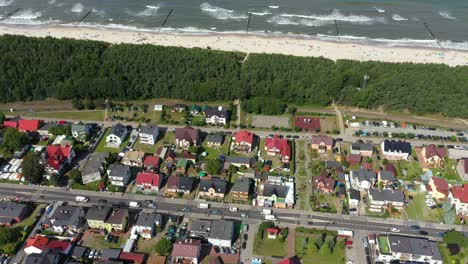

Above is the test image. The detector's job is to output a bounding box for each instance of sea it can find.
[1,0,468,50]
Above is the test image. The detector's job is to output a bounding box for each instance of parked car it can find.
[242,242,247,249]
[390,228,400,232]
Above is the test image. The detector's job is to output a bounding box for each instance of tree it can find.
[1,128,26,152]
[68,169,82,185]
[205,159,222,175]
[22,152,44,184]
[449,136,457,142]
[72,98,84,110]
[319,241,332,256]
[382,159,389,165]
[280,227,289,240]
[0,226,12,244]
[49,125,71,136]
[154,238,173,256]
[0,113,5,124]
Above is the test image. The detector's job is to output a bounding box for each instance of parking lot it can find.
[252,115,290,128]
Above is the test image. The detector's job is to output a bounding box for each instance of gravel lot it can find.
[252,115,290,128]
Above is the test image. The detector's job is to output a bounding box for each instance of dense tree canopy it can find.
[0,35,467,117]
[22,152,44,184]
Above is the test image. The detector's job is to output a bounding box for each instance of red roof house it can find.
[266,228,279,239]
[265,135,292,163]
[313,176,336,194]
[3,116,21,129]
[171,239,202,264]
[294,116,320,131]
[311,135,334,153]
[143,155,161,171]
[46,240,72,254]
[450,184,468,218]
[348,154,361,165]
[422,144,447,168]
[46,145,74,174]
[119,252,146,264]
[385,163,398,177]
[234,130,254,153]
[136,172,162,192]
[24,236,49,255]
[18,119,43,131]
[429,177,449,200]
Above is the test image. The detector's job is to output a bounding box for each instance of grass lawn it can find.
[395,160,423,181]
[438,242,467,264]
[94,129,128,153]
[378,236,391,254]
[83,232,129,250]
[133,140,160,154]
[294,229,345,264]
[258,138,283,171]
[29,110,105,121]
[161,111,186,125]
[70,180,101,191]
[431,159,461,182]
[200,136,230,160]
[406,193,443,222]
[152,131,176,150]
[253,235,287,258]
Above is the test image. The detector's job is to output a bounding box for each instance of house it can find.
[175,126,200,148]
[294,116,320,131]
[24,248,65,264]
[71,124,91,139]
[46,241,72,255]
[0,201,30,226]
[198,177,227,199]
[107,164,131,186]
[265,135,292,163]
[350,168,376,190]
[421,144,447,168]
[153,104,163,111]
[325,160,341,170]
[18,119,44,132]
[385,163,398,178]
[85,205,112,230]
[44,205,85,233]
[25,236,50,255]
[136,172,162,192]
[381,140,411,160]
[189,220,212,238]
[266,228,279,239]
[171,239,202,264]
[208,220,235,247]
[139,124,159,145]
[456,158,468,181]
[375,234,443,264]
[347,154,361,165]
[351,141,374,157]
[206,134,224,147]
[313,176,335,194]
[348,189,361,208]
[368,189,405,212]
[180,152,197,163]
[205,107,228,126]
[311,135,334,153]
[80,152,108,184]
[45,145,75,176]
[172,104,186,112]
[428,177,449,201]
[190,105,202,115]
[70,246,87,260]
[175,159,189,174]
[231,177,252,201]
[122,150,145,167]
[224,156,254,169]
[256,182,295,208]
[37,123,58,137]
[106,124,128,147]
[166,175,193,196]
[135,211,163,239]
[104,208,129,232]
[447,184,468,218]
[378,170,396,185]
[233,130,254,153]
[143,155,161,172]
[119,252,145,264]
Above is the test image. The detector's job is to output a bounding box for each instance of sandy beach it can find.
[1,25,468,66]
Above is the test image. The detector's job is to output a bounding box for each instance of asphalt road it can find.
[2,184,466,240]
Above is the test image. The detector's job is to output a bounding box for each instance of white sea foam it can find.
[439,11,455,20]
[71,3,84,13]
[92,8,106,17]
[267,16,299,25]
[392,14,408,21]
[374,7,385,13]
[250,10,272,16]
[48,0,56,4]
[136,5,160,16]
[278,9,385,25]
[200,2,247,20]
[0,0,14,7]
[268,6,279,9]
[0,9,44,25]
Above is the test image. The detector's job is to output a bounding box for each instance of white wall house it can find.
[205,107,228,126]
[106,123,128,147]
[139,124,159,145]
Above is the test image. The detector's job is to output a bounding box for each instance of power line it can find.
[158,9,173,33]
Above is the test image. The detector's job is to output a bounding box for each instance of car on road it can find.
[241,213,248,218]
[98,199,107,203]
[229,207,238,212]
[180,207,191,213]
[419,230,429,235]
[209,210,223,216]
[242,241,247,249]
[293,135,300,139]
[243,234,248,240]
[410,225,420,229]
[148,203,157,209]
[390,228,400,232]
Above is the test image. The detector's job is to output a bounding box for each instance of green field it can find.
[200,136,230,160]
[294,228,345,264]
[254,226,287,258]
[29,110,105,121]
[406,193,443,222]
[378,236,391,254]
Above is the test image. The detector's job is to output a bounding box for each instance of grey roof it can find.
[0,201,28,219]
[388,235,439,258]
[100,248,121,260]
[383,140,411,154]
[349,189,361,201]
[263,184,288,198]
[136,212,162,228]
[81,152,108,176]
[430,242,443,261]
[47,205,85,228]
[25,249,62,264]
[209,220,234,241]
[179,176,194,191]
[107,163,130,177]
[71,246,87,259]
[105,208,128,225]
[379,170,396,182]
[199,177,227,194]
[109,123,127,138]
[325,160,340,169]
[206,134,224,144]
[140,124,158,135]
[353,168,376,182]
[351,142,374,152]
[225,156,253,165]
[71,124,89,133]
[232,177,251,193]
[85,205,111,221]
[190,219,212,237]
[337,173,346,182]
[369,189,404,203]
[38,123,58,132]
[205,108,228,118]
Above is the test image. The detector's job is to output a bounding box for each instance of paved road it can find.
[303,140,313,211]
[1,184,466,240]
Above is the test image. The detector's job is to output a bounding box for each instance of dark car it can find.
[419,230,429,235]
[243,234,248,240]
[242,242,247,250]
[293,135,300,139]
[335,138,343,142]
[209,210,223,216]
[98,199,107,203]
[410,225,420,230]
[112,236,119,244]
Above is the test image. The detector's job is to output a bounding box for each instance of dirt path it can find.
[303,140,313,211]
[286,227,296,258]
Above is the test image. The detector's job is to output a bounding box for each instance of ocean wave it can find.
[200,2,247,20]
[71,3,84,13]
[268,6,279,9]
[268,15,333,27]
[92,8,106,17]
[279,9,385,25]
[392,14,408,21]
[135,5,160,17]
[250,10,272,16]
[48,0,56,4]
[439,11,455,20]
[0,9,44,25]
[267,16,299,25]
[0,0,14,7]
[374,7,385,13]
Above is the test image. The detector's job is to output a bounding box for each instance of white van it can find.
[129,201,141,208]
[198,203,210,209]
[260,209,272,215]
[265,214,277,221]
[75,196,89,202]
